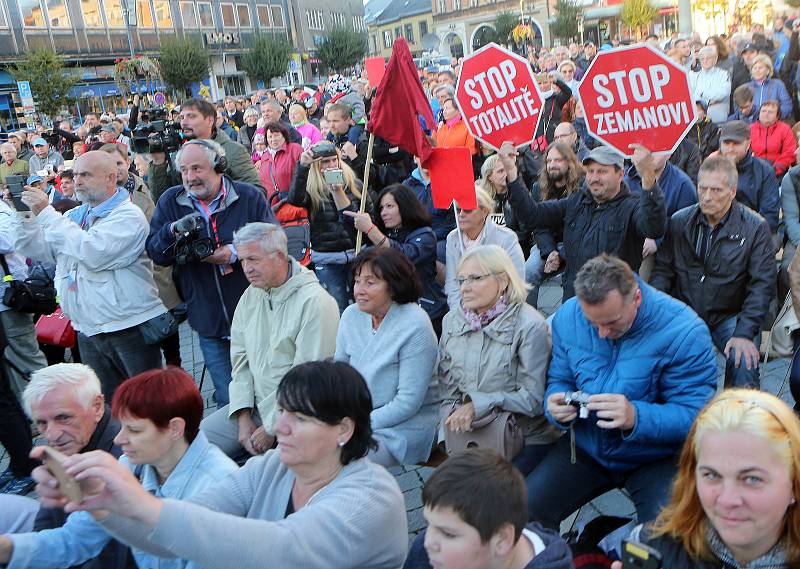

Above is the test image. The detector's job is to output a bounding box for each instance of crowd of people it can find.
[1,18,800,569]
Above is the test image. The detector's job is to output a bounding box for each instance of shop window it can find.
[19,0,46,27]
[197,2,213,27]
[103,0,125,27]
[221,3,235,27]
[236,4,250,27]
[138,0,154,26]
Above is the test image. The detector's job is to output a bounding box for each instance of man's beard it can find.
[547,169,567,183]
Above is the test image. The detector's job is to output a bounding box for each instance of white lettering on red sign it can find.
[589,63,684,135]
[462,59,539,138]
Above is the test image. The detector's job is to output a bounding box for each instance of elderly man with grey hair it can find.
[0,364,122,561]
[259,99,302,144]
[147,141,276,410]
[201,222,339,458]
[0,142,28,186]
[689,45,731,123]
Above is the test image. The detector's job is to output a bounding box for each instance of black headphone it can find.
[183,139,228,174]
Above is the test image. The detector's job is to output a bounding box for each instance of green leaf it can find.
[317,27,368,73]
[9,50,78,119]
[241,36,293,86]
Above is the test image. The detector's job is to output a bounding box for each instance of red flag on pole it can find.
[366,38,437,163]
[425,147,477,210]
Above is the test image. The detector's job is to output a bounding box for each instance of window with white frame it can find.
[437,0,446,13]
[453,0,461,9]
[270,5,283,27]
[256,5,269,26]
[153,0,172,27]
[221,2,235,26]
[305,8,323,30]
[45,0,70,28]
[102,0,124,27]
[197,1,213,26]
[137,0,154,26]
[236,3,250,26]
[330,11,345,28]
[180,1,197,27]
[383,29,392,49]
[80,0,103,27]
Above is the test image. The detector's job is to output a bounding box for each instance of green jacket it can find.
[0,158,29,185]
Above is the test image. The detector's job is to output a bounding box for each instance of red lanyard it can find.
[196,183,227,247]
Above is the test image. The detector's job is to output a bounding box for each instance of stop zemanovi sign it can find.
[577,44,697,158]
[455,42,545,152]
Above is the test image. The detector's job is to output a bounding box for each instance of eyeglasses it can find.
[457,273,496,287]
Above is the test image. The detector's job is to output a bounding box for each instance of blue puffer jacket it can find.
[545,280,717,471]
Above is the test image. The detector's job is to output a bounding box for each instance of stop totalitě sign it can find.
[578,44,697,157]
[455,43,545,152]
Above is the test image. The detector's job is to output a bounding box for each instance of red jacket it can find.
[257,142,304,201]
[750,120,797,177]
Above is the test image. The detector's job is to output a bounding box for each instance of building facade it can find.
[0,0,293,127]
[432,0,551,59]
[366,0,433,59]
[284,0,365,81]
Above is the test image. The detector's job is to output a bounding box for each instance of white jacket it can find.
[14,200,165,336]
[0,200,29,312]
[689,67,731,124]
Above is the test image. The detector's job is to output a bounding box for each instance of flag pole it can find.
[355,132,376,255]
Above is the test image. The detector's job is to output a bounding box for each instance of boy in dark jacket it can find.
[404,449,573,569]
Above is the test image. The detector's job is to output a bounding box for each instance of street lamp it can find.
[121,0,138,58]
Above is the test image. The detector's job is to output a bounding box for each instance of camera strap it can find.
[0,255,12,282]
[569,424,577,465]
[194,184,227,248]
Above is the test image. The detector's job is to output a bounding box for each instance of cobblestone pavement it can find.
[2,281,795,545]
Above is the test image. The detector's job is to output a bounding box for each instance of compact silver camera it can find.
[564,391,591,419]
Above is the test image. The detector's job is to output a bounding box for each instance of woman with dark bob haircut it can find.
[13,367,237,569]
[336,247,440,467]
[345,183,447,335]
[30,361,409,569]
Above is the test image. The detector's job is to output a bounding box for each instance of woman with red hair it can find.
[0,367,238,569]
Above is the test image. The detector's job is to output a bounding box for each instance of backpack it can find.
[270,194,311,266]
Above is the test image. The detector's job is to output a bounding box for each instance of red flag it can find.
[364,57,387,88]
[366,38,436,163]
[425,147,477,210]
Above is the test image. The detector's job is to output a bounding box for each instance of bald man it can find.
[13,151,167,396]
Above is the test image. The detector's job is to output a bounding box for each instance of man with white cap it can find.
[501,141,667,299]
[27,138,63,183]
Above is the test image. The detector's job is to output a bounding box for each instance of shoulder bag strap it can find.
[0,255,12,281]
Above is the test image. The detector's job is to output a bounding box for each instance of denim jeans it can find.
[526,435,677,528]
[197,335,233,408]
[77,325,163,398]
[709,315,761,389]
[315,262,352,314]
[512,442,556,476]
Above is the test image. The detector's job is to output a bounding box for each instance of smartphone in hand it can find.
[41,446,83,504]
[6,175,28,212]
[621,540,662,569]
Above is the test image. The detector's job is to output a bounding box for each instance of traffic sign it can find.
[455,42,544,152]
[577,44,697,157]
[17,81,36,129]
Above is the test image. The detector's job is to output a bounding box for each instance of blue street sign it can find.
[17,81,32,99]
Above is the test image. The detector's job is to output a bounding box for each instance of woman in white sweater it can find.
[336,247,440,467]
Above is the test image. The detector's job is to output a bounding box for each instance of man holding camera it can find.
[146,139,275,408]
[148,98,264,202]
[525,255,717,530]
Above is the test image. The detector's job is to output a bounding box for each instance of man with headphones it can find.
[148,98,265,202]
[146,138,276,409]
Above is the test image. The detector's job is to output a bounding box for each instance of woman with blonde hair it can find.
[444,186,525,309]
[612,389,800,568]
[437,245,559,474]
[747,54,793,119]
[288,103,322,149]
[288,140,370,312]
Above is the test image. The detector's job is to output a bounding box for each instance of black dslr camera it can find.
[173,213,215,265]
[564,391,591,419]
[132,110,183,154]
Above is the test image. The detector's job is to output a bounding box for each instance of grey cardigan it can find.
[437,303,560,445]
[336,302,439,464]
[444,218,526,309]
[101,451,408,569]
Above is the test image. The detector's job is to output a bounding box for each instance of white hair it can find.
[174,139,226,171]
[233,222,288,257]
[22,363,102,416]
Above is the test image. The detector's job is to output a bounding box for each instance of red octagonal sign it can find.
[455,43,544,152]
[578,44,697,158]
